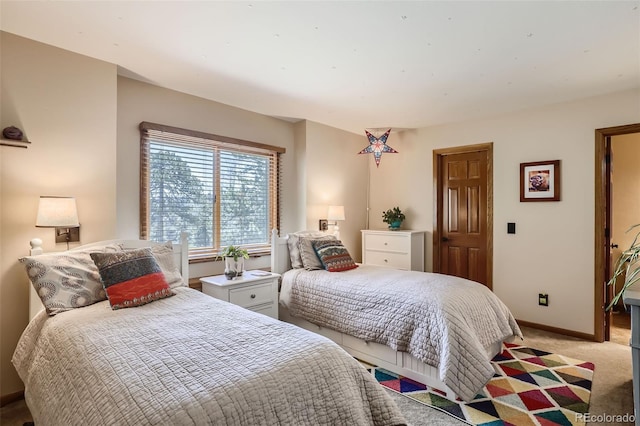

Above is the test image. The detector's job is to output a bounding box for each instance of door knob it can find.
[442,237,449,242]
[611,243,619,249]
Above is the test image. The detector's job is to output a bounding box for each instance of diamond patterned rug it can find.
[364,342,595,425]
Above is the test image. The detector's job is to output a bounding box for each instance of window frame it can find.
[139,121,285,261]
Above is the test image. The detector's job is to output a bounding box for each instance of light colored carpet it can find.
[1,325,633,426]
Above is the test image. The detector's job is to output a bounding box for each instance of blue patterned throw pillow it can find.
[311,240,358,272]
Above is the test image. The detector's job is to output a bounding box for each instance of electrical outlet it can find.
[538,293,549,306]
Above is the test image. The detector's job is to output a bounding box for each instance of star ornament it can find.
[358,129,398,167]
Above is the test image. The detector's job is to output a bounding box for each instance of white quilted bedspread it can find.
[13,287,406,426]
[280,266,523,402]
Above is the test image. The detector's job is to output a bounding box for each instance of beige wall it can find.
[370,89,640,335]
[116,77,299,278]
[0,32,117,396]
[300,121,369,259]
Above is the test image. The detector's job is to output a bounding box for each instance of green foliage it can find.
[219,151,269,246]
[607,224,640,310]
[382,206,406,224]
[218,245,250,261]
[150,149,213,247]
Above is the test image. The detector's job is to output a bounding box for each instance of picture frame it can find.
[520,160,560,202]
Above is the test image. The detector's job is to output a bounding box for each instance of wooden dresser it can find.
[361,229,425,271]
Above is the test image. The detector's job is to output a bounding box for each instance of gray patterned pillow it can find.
[19,244,121,316]
[287,231,331,269]
[299,236,337,270]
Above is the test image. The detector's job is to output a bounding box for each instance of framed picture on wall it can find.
[520,160,561,202]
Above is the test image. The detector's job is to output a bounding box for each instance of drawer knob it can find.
[384,259,388,263]
[250,294,256,299]
[384,242,388,245]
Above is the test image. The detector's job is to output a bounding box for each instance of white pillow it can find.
[299,236,337,270]
[150,242,185,288]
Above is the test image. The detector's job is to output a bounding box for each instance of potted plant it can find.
[218,245,250,280]
[382,207,406,230]
[608,224,640,309]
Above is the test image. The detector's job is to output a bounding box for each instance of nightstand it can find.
[200,270,280,319]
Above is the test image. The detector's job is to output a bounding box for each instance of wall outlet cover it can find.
[538,293,549,306]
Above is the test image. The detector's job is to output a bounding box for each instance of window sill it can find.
[188,252,269,264]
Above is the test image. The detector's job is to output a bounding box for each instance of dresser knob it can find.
[384,259,388,263]
[250,294,256,299]
[384,242,388,245]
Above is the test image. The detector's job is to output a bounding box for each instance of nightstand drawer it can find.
[364,234,409,252]
[249,303,277,318]
[364,250,410,270]
[229,283,274,308]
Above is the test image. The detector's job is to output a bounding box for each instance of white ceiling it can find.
[1,1,639,134]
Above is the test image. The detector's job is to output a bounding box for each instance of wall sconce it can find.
[327,205,345,238]
[36,196,80,248]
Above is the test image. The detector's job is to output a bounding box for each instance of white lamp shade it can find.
[327,205,345,221]
[36,196,80,227]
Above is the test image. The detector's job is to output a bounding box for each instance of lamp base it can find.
[55,227,80,244]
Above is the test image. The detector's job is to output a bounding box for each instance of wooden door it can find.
[434,144,492,288]
[604,136,612,341]
[594,123,640,342]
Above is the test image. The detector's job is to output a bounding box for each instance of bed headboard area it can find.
[270,229,291,275]
[27,232,189,321]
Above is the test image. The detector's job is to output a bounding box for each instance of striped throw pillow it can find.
[311,240,358,272]
[90,248,173,310]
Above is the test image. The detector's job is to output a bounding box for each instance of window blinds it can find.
[140,122,283,259]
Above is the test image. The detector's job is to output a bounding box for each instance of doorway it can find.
[433,143,493,289]
[594,123,640,342]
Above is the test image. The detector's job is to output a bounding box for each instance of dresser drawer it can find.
[229,283,274,308]
[364,233,409,252]
[364,250,410,270]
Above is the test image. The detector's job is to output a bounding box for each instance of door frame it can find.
[433,142,494,290]
[594,123,640,342]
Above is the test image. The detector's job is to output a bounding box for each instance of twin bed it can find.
[13,229,522,425]
[271,230,522,402]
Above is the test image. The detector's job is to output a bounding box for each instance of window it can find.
[140,122,284,260]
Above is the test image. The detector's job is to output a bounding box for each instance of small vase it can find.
[224,257,244,280]
[388,220,402,230]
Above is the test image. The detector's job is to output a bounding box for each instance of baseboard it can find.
[516,319,596,342]
[0,390,24,407]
